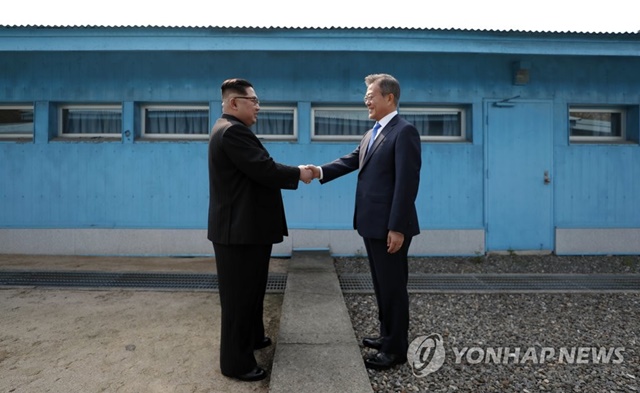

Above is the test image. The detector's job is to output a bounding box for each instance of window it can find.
[570,107,625,142]
[253,107,296,140]
[59,105,121,137]
[403,107,466,141]
[0,106,34,139]
[312,107,371,140]
[142,105,209,139]
[312,106,467,141]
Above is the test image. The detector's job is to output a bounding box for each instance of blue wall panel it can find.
[1,143,209,228]
[421,144,484,229]
[555,145,640,228]
[2,47,640,242]
[251,142,359,230]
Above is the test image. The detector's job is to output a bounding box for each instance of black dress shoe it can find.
[254,337,272,350]
[364,352,407,370]
[233,366,267,382]
[362,336,383,350]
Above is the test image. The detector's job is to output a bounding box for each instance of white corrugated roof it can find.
[1,0,639,34]
[0,25,638,36]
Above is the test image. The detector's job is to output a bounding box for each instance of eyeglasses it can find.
[233,96,260,105]
[364,92,390,104]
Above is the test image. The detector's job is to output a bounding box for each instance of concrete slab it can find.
[269,344,373,393]
[277,272,355,344]
[269,251,373,393]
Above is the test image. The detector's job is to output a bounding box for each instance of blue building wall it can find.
[1,30,640,255]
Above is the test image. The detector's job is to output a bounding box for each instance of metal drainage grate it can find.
[0,271,287,293]
[339,273,640,293]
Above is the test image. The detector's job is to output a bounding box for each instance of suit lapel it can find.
[360,115,399,168]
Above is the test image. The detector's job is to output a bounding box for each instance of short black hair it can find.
[221,78,253,98]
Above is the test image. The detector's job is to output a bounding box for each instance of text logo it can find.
[407,333,446,377]
[453,346,625,365]
[407,332,626,378]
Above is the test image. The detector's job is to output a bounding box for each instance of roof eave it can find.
[1,26,638,57]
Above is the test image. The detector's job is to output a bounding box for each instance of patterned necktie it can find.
[367,122,381,152]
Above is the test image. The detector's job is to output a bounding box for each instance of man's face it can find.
[230,87,260,127]
[364,83,394,121]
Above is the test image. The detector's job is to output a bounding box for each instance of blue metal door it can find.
[486,100,554,252]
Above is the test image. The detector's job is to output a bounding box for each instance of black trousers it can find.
[212,242,272,376]
[363,236,412,356]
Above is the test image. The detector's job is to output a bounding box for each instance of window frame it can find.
[0,105,34,139]
[569,106,626,143]
[401,106,467,142]
[311,106,377,141]
[253,105,298,141]
[311,105,468,142]
[58,104,122,139]
[141,104,210,140]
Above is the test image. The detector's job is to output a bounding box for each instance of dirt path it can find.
[0,255,285,393]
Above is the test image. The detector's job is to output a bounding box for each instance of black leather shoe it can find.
[362,336,383,350]
[254,337,272,350]
[233,366,267,382]
[364,352,407,370]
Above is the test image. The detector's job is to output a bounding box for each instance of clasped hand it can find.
[297,165,321,184]
[297,165,404,254]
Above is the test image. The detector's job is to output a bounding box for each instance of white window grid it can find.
[141,104,210,140]
[253,106,297,141]
[311,106,467,142]
[312,106,379,141]
[58,104,122,138]
[569,106,626,143]
[402,107,467,142]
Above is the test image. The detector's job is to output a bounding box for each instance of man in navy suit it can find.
[208,78,313,381]
[308,73,422,370]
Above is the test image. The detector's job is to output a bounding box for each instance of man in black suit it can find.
[208,78,313,381]
[308,73,422,370]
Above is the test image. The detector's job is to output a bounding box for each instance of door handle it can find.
[544,170,551,185]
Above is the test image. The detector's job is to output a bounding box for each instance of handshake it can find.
[298,165,321,184]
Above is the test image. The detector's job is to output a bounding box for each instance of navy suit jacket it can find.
[320,114,421,239]
[207,114,300,245]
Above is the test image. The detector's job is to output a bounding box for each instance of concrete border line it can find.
[269,250,373,393]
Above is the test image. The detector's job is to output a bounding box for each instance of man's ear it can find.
[385,93,395,106]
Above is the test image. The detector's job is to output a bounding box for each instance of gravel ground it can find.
[336,254,640,275]
[336,255,640,393]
